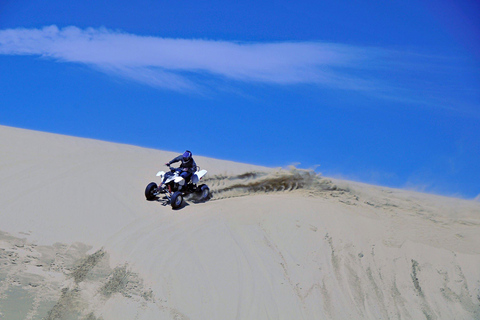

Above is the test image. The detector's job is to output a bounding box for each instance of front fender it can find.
[156,171,165,181]
[174,176,186,186]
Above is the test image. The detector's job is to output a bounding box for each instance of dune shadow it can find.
[150,195,192,210]
[172,201,190,211]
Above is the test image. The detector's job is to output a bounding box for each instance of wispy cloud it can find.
[0,25,476,111]
[0,26,386,90]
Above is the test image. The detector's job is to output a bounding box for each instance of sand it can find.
[0,125,479,319]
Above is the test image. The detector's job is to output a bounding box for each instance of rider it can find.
[165,150,197,183]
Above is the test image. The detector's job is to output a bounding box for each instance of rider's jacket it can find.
[168,155,197,173]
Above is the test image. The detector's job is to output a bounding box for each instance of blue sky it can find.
[1,0,479,198]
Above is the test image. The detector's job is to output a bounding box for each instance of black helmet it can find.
[182,150,192,162]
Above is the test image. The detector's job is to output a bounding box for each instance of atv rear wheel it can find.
[145,182,158,201]
[171,191,184,209]
[196,184,210,202]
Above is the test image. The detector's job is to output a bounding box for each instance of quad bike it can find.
[145,166,210,209]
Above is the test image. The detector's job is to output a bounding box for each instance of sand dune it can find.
[1,125,479,319]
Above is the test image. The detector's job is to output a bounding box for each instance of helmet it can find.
[182,150,192,162]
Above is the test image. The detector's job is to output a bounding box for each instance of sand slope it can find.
[1,125,479,319]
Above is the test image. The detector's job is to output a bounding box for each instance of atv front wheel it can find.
[171,191,184,209]
[145,182,158,201]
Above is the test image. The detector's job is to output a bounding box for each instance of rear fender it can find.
[192,170,207,184]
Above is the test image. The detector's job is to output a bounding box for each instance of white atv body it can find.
[156,168,208,189]
[145,166,210,209]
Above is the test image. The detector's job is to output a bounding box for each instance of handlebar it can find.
[165,164,198,173]
[166,165,185,172]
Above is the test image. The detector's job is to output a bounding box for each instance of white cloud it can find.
[0,24,472,111]
[0,25,385,91]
